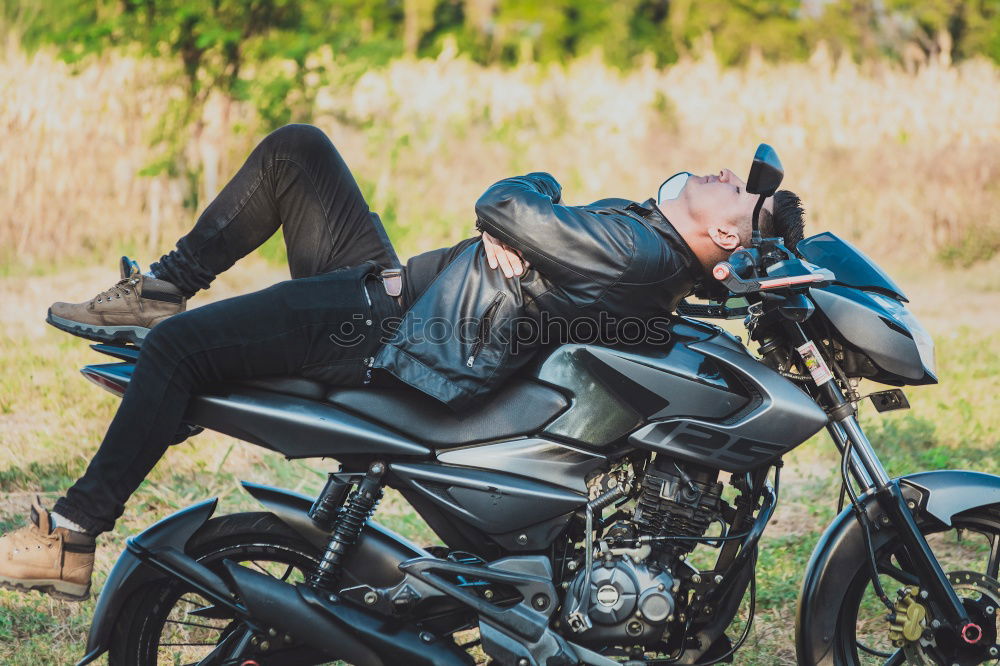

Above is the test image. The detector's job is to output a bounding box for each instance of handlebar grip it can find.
[712,261,753,294]
[712,261,835,295]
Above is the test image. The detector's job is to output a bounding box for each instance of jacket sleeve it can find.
[474,173,635,295]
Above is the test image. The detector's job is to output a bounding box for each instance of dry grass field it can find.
[3,38,998,268]
[1,36,998,665]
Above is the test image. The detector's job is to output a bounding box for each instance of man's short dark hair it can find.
[759,190,805,252]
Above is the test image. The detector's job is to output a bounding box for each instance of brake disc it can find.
[892,571,1000,665]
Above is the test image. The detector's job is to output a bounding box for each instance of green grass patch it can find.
[0,460,87,493]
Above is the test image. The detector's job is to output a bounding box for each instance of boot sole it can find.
[46,310,149,346]
[0,575,90,601]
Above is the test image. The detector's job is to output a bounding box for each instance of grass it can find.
[0,261,997,664]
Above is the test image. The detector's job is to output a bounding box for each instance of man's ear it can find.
[707,223,741,252]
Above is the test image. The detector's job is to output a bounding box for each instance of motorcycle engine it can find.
[560,457,722,647]
[561,554,677,646]
[633,458,724,567]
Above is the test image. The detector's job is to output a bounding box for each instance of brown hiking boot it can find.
[47,256,186,345]
[0,497,96,601]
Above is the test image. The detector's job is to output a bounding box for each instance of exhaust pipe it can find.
[223,562,473,666]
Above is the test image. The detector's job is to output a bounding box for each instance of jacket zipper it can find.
[466,293,506,367]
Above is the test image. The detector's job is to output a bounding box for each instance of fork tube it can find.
[782,321,889,488]
[824,381,972,628]
[835,414,891,487]
[785,322,971,629]
[825,420,875,491]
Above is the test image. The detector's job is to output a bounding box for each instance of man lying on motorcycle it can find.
[0,123,804,600]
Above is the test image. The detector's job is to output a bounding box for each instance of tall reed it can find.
[2,38,997,270]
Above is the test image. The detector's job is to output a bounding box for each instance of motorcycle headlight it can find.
[867,293,936,377]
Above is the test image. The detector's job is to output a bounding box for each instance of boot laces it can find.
[94,277,140,303]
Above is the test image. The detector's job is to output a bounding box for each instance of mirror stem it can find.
[750,194,766,246]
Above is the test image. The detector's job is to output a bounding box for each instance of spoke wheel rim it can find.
[147,543,316,665]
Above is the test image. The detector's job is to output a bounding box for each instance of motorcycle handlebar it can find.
[712,262,835,295]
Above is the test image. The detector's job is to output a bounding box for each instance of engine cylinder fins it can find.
[634,459,723,562]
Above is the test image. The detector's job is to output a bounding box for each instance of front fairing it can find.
[794,232,934,385]
[797,232,907,301]
[810,285,937,385]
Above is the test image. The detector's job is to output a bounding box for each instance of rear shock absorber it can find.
[309,461,386,590]
[309,469,351,531]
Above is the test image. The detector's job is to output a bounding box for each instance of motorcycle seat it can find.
[240,376,329,402]
[240,375,569,448]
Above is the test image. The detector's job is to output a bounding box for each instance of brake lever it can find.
[712,262,835,295]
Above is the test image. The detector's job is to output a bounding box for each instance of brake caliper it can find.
[888,587,929,647]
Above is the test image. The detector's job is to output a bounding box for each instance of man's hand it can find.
[481,231,529,278]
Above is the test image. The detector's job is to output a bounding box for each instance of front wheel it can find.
[108,511,333,666]
[831,505,1000,665]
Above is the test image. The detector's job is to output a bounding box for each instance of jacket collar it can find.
[626,198,707,289]
[629,198,733,300]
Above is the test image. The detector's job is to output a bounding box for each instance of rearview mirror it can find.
[746,144,783,197]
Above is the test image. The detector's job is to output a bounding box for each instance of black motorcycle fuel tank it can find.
[532,318,759,448]
[529,317,828,470]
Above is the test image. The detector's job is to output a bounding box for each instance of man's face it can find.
[682,169,768,243]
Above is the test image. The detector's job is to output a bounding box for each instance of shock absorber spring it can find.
[309,461,385,590]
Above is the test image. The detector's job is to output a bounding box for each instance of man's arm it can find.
[474,172,633,290]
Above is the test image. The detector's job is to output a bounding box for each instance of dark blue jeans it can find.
[54,125,401,535]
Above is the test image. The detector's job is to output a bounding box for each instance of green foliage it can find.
[10,0,1000,76]
[937,227,1000,267]
[669,0,808,64]
[0,604,54,641]
[0,460,86,492]
[867,411,1000,476]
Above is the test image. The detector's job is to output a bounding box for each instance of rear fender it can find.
[78,484,436,666]
[795,470,1000,666]
[77,498,221,666]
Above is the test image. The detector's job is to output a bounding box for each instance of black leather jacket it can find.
[372,173,706,410]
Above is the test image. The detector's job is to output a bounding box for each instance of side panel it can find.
[795,471,1000,666]
[436,438,607,493]
[80,362,432,460]
[185,388,432,459]
[390,462,587,551]
[629,341,829,472]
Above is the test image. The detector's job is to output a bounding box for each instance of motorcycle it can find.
[75,145,1000,666]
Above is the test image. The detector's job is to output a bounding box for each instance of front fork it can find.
[788,324,977,638]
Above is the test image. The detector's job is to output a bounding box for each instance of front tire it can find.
[107,511,327,666]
